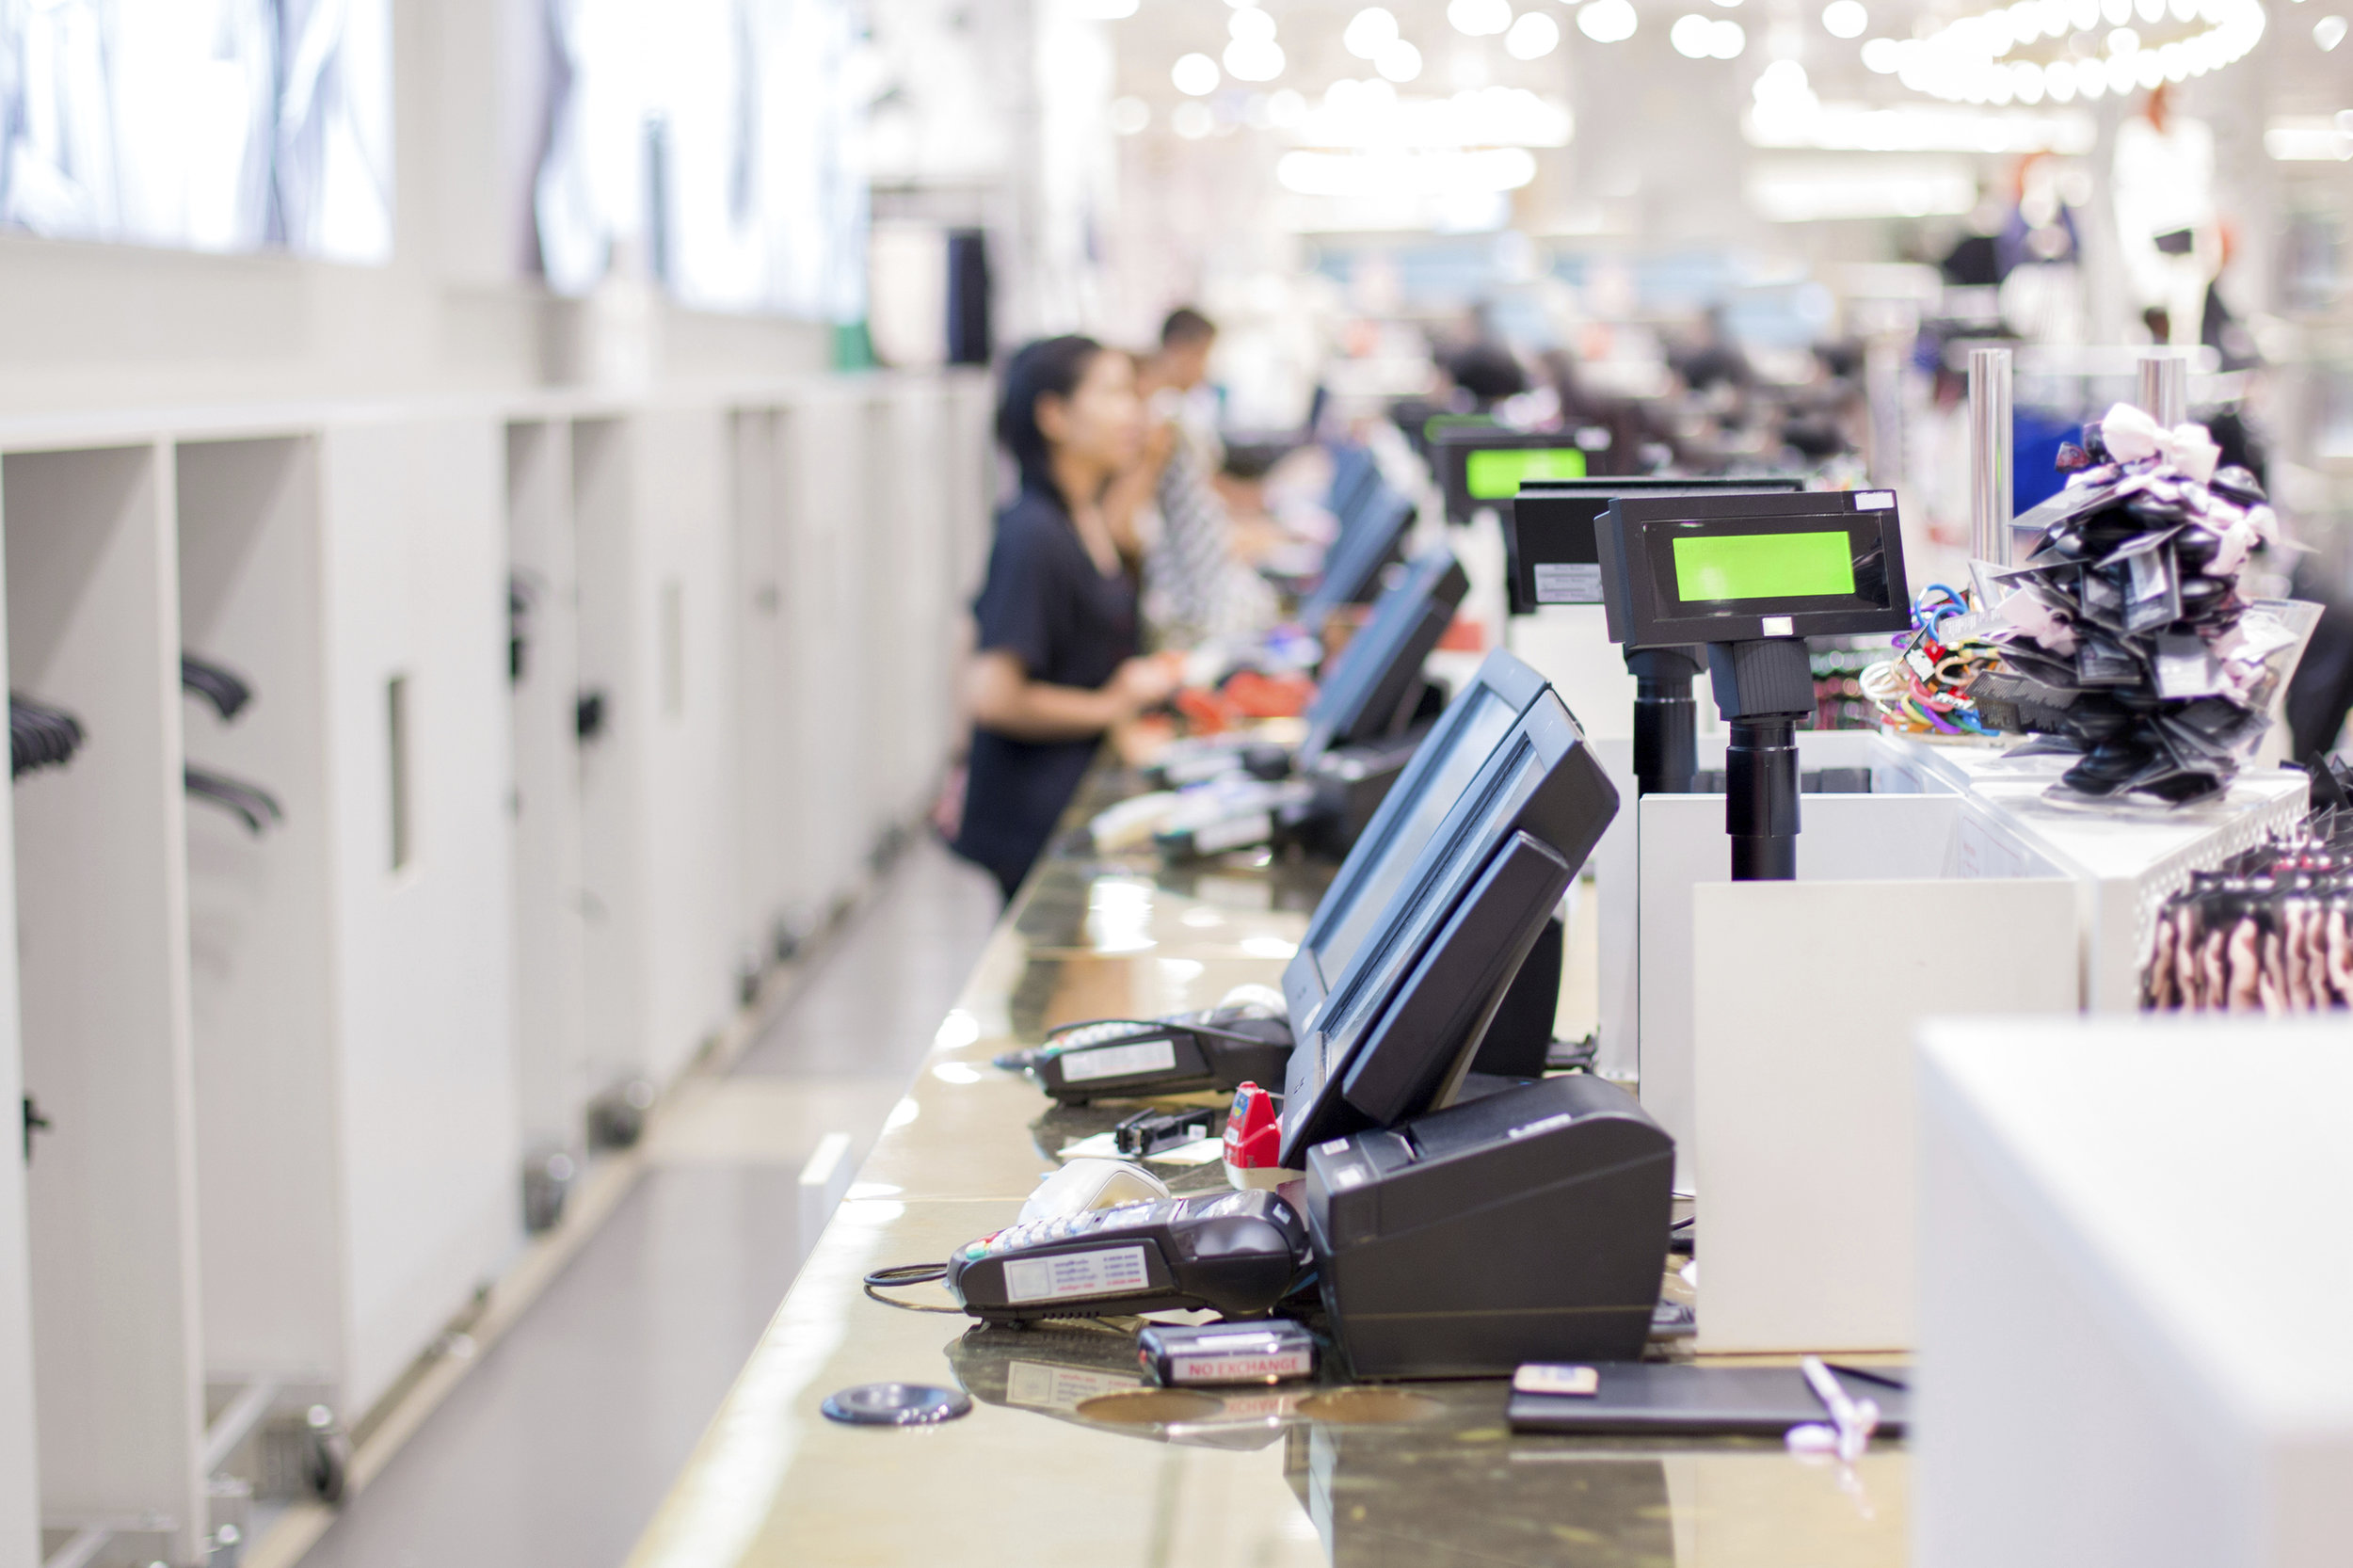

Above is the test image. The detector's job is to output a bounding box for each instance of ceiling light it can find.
[1344,6,1401,57]
[1579,0,1639,40]
[1276,146,1538,197]
[1449,0,1514,36]
[1861,36,1901,68]
[1173,52,1222,94]
[1229,6,1277,42]
[1269,88,1307,126]
[1173,101,1216,138]
[1823,0,1869,36]
[1672,12,1716,52]
[2318,14,2348,47]
[1110,95,1149,134]
[1895,0,2263,102]
[1375,37,1424,78]
[1225,36,1286,79]
[1505,9,1562,54]
[1709,17,1747,52]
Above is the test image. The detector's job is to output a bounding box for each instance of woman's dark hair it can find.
[997,335,1105,500]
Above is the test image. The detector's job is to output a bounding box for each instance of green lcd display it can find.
[1672,531,1855,602]
[1465,447,1586,500]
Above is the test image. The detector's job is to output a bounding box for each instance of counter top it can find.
[626,769,1908,1568]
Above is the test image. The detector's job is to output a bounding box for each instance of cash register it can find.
[1150,544,1467,862]
[976,683,1676,1378]
[1036,648,1573,1102]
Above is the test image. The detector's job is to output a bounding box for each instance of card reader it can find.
[1303,1073,1674,1378]
[1032,1003,1296,1104]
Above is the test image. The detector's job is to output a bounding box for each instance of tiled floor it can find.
[293,838,1000,1568]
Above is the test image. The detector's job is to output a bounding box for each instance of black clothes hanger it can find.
[182,653,254,722]
[10,695,84,779]
[184,766,283,837]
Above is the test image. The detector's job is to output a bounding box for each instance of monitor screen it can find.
[1301,488,1413,631]
[1300,547,1467,762]
[1278,692,1619,1164]
[1597,490,1913,648]
[1671,530,1856,601]
[1435,430,1597,523]
[1304,681,1517,998]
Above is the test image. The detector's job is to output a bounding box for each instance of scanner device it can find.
[1032,986,1294,1104]
[946,1190,1310,1322]
[1017,1159,1173,1224]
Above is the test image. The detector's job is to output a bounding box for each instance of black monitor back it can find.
[1300,487,1414,632]
[1281,648,1549,1029]
[1326,443,1380,527]
[1433,429,1594,525]
[1278,691,1619,1166]
[1299,546,1466,767]
[1505,476,1804,616]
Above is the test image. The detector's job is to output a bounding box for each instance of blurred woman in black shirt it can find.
[952,337,1179,903]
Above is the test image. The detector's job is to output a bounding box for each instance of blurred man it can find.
[1130,307,1279,647]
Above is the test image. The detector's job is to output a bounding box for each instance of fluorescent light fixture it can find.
[1823,0,1869,35]
[1345,7,1401,57]
[1506,10,1562,55]
[1225,36,1286,79]
[1173,52,1222,94]
[1449,0,1514,35]
[2264,116,2353,159]
[1276,145,1538,196]
[1579,0,1640,40]
[1747,161,1977,221]
[1297,82,1573,148]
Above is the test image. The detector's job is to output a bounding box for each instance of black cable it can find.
[862,1262,964,1314]
[184,767,284,837]
[10,695,84,779]
[181,654,253,722]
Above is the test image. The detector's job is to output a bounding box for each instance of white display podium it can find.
[1916,1018,2353,1568]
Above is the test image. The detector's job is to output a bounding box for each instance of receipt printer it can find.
[1302,1074,1673,1378]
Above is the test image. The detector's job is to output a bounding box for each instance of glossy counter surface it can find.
[626,775,1908,1568]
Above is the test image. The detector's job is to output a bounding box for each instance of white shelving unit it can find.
[504,421,594,1166]
[8,441,208,1566]
[0,375,989,1562]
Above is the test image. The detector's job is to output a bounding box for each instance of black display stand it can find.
[1625,647,1702,798]
[1705,638,1812,882]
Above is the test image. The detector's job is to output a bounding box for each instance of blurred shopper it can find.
[1119,307,1280,648]
[2113,84,2220,347]
[953,337,1179,903]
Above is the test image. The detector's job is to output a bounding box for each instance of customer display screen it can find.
[1466,447,1586,501]
[1307,684,1518,991]
[1671,531,1856,601]
[1640,517,1894,621]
